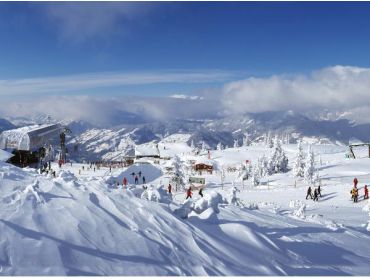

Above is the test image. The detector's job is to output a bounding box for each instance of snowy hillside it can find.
[0,118,16,133]
[1,136,370,276]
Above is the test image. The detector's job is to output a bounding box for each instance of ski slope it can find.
[0,137,370,276]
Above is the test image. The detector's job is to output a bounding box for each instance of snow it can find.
[1,134,370,276]
[135,143,159,157]
[0,149,13,162]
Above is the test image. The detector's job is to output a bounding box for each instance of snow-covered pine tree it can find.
[266,137,288,174]
[267,132,274,148]
[243,134,251,147]
[201,141,206,151]
[259,155,269,177]
[304,146,315,184]
[251,163,260,186]
[233,139,239,148]
[190,139,195,149]
[217,142,223,151]
[293,139,305,178]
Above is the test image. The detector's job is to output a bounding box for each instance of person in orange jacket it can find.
[354,177,358,188]
[186,187,192,199]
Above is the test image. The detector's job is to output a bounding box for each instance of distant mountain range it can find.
[2,110,370,161]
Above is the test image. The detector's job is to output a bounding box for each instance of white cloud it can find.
[43,2,155,43]
[169,94,204,100]
[222,65,370,114]
[0,70,235,96]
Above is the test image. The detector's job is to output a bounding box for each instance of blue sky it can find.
[1,2,370,98]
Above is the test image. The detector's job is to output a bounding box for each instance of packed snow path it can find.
[1,142,370,275]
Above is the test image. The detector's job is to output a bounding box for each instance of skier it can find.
[199,188,204,197]
[317,185,322,197]
[168,183,172,194]
[131,172,136,177]
[313,188,319,201]
[123,177,127,187]
[142,176,146,184]
[135,175,139,184]
[354,177,358,188]
[365,185,369,200]
[138,171,142,177]
[306,186,313,200]
[351,186,359,203]
[186,187,192,199]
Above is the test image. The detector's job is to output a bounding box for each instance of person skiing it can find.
[168,183,172,193]
[313,188,319,201]
[199,188,204,197]
[365,185,369,200]
[138,171,142,177]
[186,187,192,199]
[131,172,135,177]
[135,175,139,184]
[351,186,359,203]
[354,177,358,188]
[142,176,146,184]
[317,185,322,197]
[306,186,313,200]
[123,177,127,187]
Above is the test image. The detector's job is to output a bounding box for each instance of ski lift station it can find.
[0,123,63,166]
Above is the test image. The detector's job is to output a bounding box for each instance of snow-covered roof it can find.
[0,123,63,151]
[194,158,215,166]
[135,144,160,157]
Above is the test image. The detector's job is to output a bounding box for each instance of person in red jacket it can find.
[354,177,358,188]
[123,177,127,187]
[168,183,172,194]
[364,185,369,199]
[186,187,192,199]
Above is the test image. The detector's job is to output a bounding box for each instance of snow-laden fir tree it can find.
[243,134,251,146]
[293,139,305,178]
[258,156,270,177]
[239,162,252,181]
[173,155,185,191]
[217,142,223,151]
[267,132,274,148]
[304,146,315,184]
[233,139,239,148]
[268,137,289,174]
[251,163,261,186]
[190,139,195,149]
[201,141,207,151]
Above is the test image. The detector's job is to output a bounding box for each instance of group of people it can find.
[166,183,204,199]
[185,186,203,199]
[350,177,368,203]
[130,171,146,185]
[306,185,322,201]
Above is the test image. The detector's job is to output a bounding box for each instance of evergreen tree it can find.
[190,139,195,149]
[267,138,289,174]
[251,164,260,186]
[267,132,274,148]
[304,146,315,184]
[217,142,223,151]
[293,139,305,178]
[233,139,239,148]
[243,134,251,146]
[201,141,206,151]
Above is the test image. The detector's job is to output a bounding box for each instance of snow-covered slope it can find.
[1,140,370,276]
